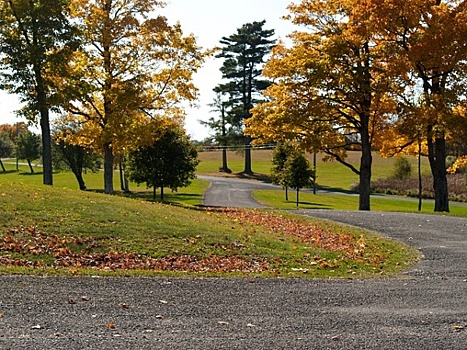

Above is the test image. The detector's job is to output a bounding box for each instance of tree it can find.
[282,153,314,206]
[270,142,298,201]
[128,125,199,201]
[246,1,398,210]
[363,0,467,212]
[216,20,276,175]
[200,91,241,173]
[66,0,206,194]
[0,0,80,185]
[0,132,15,172]
[52,129,100,190]
[17,131,41,173]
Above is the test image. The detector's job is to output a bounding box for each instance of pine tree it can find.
[216,20,276,175]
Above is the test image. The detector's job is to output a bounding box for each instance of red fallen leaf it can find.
[106,323,116,329]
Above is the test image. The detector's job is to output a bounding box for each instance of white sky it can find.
[0,0,296,141]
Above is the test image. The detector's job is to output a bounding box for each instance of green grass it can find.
[253,190,467,216]
[0,177,419,277]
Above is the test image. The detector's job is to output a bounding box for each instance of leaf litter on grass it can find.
[0,209,404,275]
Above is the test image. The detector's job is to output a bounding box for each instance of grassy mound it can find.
[0,178,419,277]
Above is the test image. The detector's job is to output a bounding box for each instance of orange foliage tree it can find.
[65,0,207,194]
[363,0,467,212]
[246,0,399,210]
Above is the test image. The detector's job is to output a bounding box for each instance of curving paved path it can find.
[1,177,467,349]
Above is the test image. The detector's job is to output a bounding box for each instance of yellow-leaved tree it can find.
[246,0,399,210]
[66,0,207,194]
[363,0,467,212]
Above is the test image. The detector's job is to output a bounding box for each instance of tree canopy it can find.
[0,0,80,185]
[128,124,199,201]
[56,0,207,194]
[246,1,399,210]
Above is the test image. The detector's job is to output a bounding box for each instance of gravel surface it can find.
[1,179,467,349]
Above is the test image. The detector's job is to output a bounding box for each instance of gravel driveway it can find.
[1,178,467,349]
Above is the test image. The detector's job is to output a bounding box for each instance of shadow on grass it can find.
[0,170,20,175]
[287,201,332,209]
[18,171,43,176]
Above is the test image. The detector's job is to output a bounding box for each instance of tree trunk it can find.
[428,135,449,212]
[72,170,86,191]
[285,187,288,201]
[160,186,164,202]
[27,159,34,173]
[0,159,5,172]
[220,146,230,173]
[244,136,253,175]
[153,185,156,201]
[103,142,114,194]
[296,188,299,206]
[40,108,53,186]
[418,141,422,212]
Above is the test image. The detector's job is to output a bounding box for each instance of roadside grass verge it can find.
[0,178,419,277]
[253,190,467,217]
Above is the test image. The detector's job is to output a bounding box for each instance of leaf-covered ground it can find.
[0,208,414,276]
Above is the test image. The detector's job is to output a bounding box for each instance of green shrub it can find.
[391,157,412,180]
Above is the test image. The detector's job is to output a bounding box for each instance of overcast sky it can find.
[0,0,297,141]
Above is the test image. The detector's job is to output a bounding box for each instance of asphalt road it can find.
[1,177,467,349]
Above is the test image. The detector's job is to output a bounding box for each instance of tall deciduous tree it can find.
[246,1,398,210]
[128,123,199,201]
[216,20,276,175]
[67,0,206,194]
[0,0,80,185]
[363,0,467,212]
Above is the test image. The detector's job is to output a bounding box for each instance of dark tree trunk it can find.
[73,170,86,191]
[103,142,114,194]
[160,186,164,202]
[359,142,372,211]
[153,185,156,201]
[285,187,288,201]
[0,159,5,172]
[428,135,449,212]
[244,136,253,175]
[27,159,34,173]
[220,146,230,173]
[39,108,53,186]
[296,188,299,206]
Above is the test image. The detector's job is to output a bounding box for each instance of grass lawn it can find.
[0,176,419,277]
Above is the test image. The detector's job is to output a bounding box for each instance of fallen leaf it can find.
[218,321,229,325]
[106,323,116,329]
[68,299,76,305]
[159,300,168,304]
[81,296,90,301]
[0,312,4,318]
[331,335,340,341]
[119,303,130,309]
[31,325,42,330]
[246,323,256,328]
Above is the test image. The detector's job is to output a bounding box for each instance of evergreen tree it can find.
[216,20,276,174]
[282,154,315,207]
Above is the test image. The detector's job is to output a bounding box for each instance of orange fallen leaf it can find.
[106,323,116,329]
